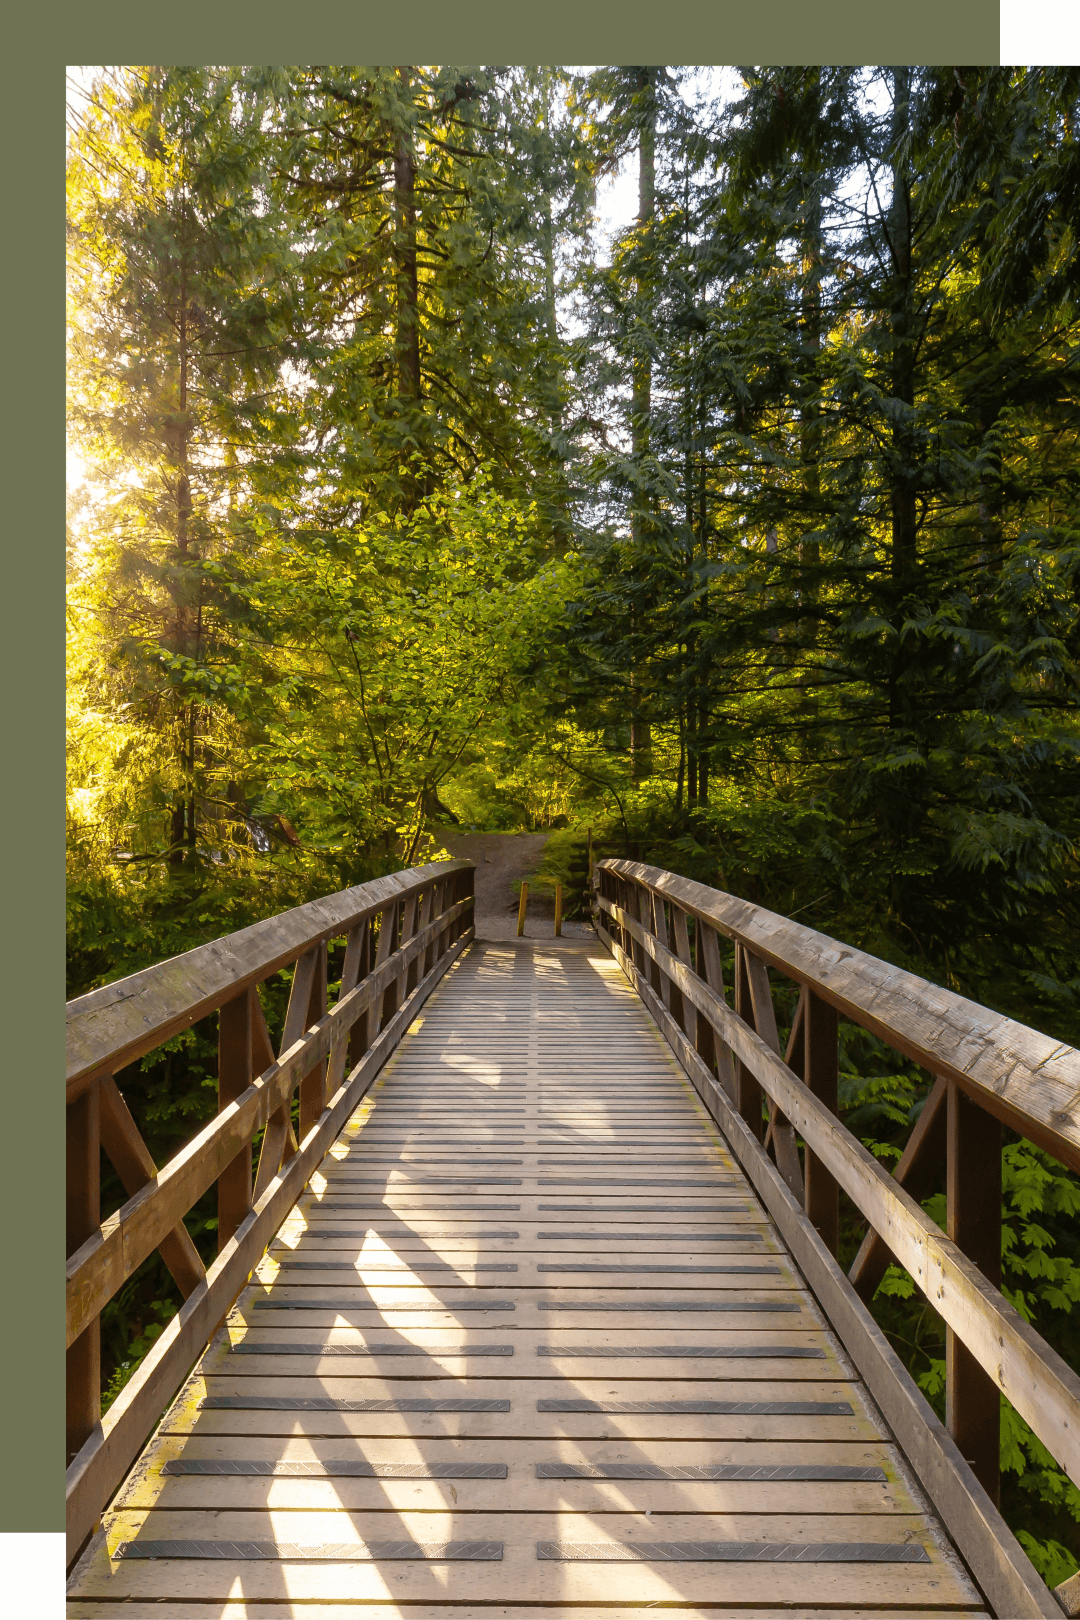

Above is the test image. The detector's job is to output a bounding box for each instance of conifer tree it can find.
[67,66,299,869]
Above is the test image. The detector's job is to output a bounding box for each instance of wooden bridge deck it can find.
[68,939,987,1618]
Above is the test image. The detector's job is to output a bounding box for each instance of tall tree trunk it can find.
[630,68,656,784]
[798,69,824,643]
[889,69,917,576]
[170,253,195,868]
[394,72,421,404]
[888,66,917,729]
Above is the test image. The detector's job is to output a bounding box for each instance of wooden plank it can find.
[256,1255,800,1288]
[282,1238,782,1257]
[69,1509,978,1607]
[67,859,474,1094]
[598,893,1080,1489]
[594,917,1061,1619]
[67,1606,989,1619]
[115,1435,920,1515]
[599,860,1080,1172]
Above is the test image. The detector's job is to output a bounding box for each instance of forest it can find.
[66,65,1079,1587]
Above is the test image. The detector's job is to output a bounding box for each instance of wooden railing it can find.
[593,858,1080,1620]
[65,858,475,1562]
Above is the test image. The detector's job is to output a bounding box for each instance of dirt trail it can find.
[439,830,593,942]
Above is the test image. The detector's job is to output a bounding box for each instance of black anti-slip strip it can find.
[537,1301,800,1313]
[116,1539,503,1561]
[351,1135,526,1141]
[162,1459,507,1478]
[328,1177,523,1185]
[228,1342,514,1356]
[536,1159,730,1167]
[318,1203,522,1211]
[537,1461,885,1480]
[538,1397,852,1414]
[536,1345,825,1359]
[538,1231,764,1241]
[536,1540,928,1564]
[294,1230,520,1239]
[536,1178,737,1188]
[274,1261,519,1272]
[536,1204,744,1212]
[251,1299,514,1311]
[199,1395,511,1411]
[536,1264,778,1275]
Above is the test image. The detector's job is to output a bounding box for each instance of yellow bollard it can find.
[516,882,528,937]
[554,881,563,937]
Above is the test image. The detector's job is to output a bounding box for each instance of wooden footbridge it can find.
[66,858,1080,1618]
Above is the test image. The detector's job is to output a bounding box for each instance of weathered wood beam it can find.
[599,860,1080,1174]
[64,923,472,1565]
[66,898,470,1346]
[595,910,1061,1620]
[67,859,474,1097]
[597,890,1080,1489]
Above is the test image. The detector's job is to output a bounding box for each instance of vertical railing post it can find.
[377,902,401,1028]
[644,888,664,998]
[628,881,647,965]
[734,944,766,1143]
[804,990,840,1254]
[433,884,449,962]
[463,863,475,937]
[410,887,432,992]
[67,1076,101,1466]
[697,922,736,1099]
[947,1082,1002,1504]
[298,943,329,1144]
[425,881,444,973]
[669,904,694,1041]
[611,875,625,959]
[324,921,367,1099]
[347,921,373,1069]
[218,987,254,1249]
[397,892,420,1004]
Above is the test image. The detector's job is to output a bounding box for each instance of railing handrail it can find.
[600,858,1080,1173]
[65,859,475,1564]
[67,858,473,1096]
[592,858,1078,1618]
